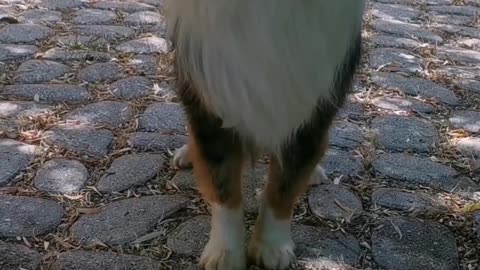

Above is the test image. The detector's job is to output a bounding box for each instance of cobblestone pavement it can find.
[0,0,480,269]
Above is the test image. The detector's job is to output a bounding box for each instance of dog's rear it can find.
[166,1,365,269]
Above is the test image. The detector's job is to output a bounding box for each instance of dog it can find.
[165,1,365,269]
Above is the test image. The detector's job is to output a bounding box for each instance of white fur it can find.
[165,0,365,152]
[172,144,192,169]
[201,204,246,270]
[249,203,295,269]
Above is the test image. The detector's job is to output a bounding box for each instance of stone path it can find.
[0,0,479,269]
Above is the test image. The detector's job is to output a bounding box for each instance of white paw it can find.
[173,144,192,169]
[200,240,247,270]
[310,164,329,186]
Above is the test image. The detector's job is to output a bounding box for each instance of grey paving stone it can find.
[97,153,164,193]
[72,9,117,25]
[308,184,363,221]
[33,159,89,194]
[38,0,88,10]
[110,76,152,100]
[437,46,480,64]
[43,125,114,158]
[127,55,158,75]
[369,48,423,74]
[373,153,479,192]
[455,137,480,157]
[139,103,186,133]
[77,62,123,83]
[427,5,479,17]
[474,211,480,238]
[243,164,267,214]
[435,24,480,38]
[371,72,460,105]
[450,110,480,133]
[0,195,64,237]
[167,215,210,257]
[371,96,435,113]
[18,10,62,24]
[457,78,480,94]
[320,149,364,178]
[65,101,132,128]
[170,170,195,190]
[53,251,163,270]
[41,48,112,62]
[436,66,480,80]
[2,84,89,104]
[371,34,422,49]
[457,37,480,49]
[372,217,459,270]
[372,19,443,44]
[329,121,363,149]
[0,44,38,61]
[0,101,53,119]
[337,100,366,121]
[292,225,361,268]
[128,132,187,152]
[372,188,448,214]
[74,25,135,41]
[71,195,188,245]
[0,139,36,186]
[92,1,157,12]
[0,241,42,270]
[371,115,439,153]
[14,60,70,84]
[54,35,109,49]
[371,3,421,22]
[430,15,475,26]
[0,24,54,44]
[125,11,164,26]
[116,36,169,54]
[425,0,453,5]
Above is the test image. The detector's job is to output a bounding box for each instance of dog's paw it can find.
[310,164,329,186]
[200,240,247,270]
[248,234,295,270]
[173,144,192,169]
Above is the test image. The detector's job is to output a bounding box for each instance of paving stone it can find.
[33,159,89,194]
[473,211,480,238]
[371,116,439,153]
[71,195,188,245]
[292,224,361,268]
[0,241,42,270]
[436,66,480,80]
[425,0,453,4]
[65,101,132,128]
[457,78,480,94]
[450,110,480,133]
[14,60,70,84]
[372,217,459,270]
[371,96,435,113]
[369,48,423,74]
[455,137,480,157]
[430,15,475,26]
[128,132,187,152]
[0,195,64,237]
[167,215,210,257]
[371,72,460,105]
[44,125,113,158]
[97,153,164,193]
[41,48,112,62]
[437,46,480,64]
[72,9,117,25]
[243,164,267,214]
[125,11,164,26]
[110,76,152,100]
[0,101,53,122]
[337,100,366,121]
[321,149,364,178]
[427,5,479,17]
[116,36,169,54]
[127,55,158,75]
[371,3,421,22]
[0,24,54,44]
[329,121,363,149]
[371,34,423,49]
[92,1,157,12]
[170,170,195,190]
[435,25,480,38]
[139,103,186,133]
[53,251,162,270]
[2,84,89,104]
[18,10,62,24]
[308,184,363,221]
[55,35,109,49]
[372,19,443,44]
[77,62,123,83]
[38,0,88,10]
[457,38,480,50]
[0,44,38,61]
[373,153,479,192]
[372,188,448,214]
[0,139,36,186]
[74,25,135,41]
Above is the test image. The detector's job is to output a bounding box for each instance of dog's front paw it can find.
[248,234,295,270]
[200,240,247,270]
[310,164,329,185]
[173,144,192,169]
